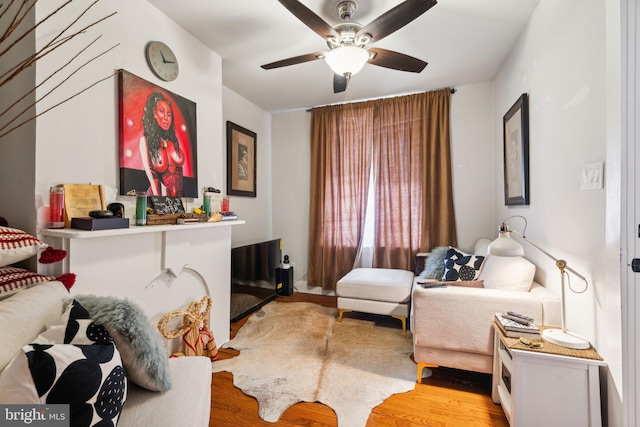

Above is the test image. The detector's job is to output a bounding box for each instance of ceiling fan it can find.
[261,0,437,93]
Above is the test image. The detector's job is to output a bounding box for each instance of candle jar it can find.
[203,192,212,217]
[49,187,65,229]
[135,193,147,226]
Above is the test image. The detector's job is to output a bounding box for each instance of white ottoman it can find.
[336,268,414,333]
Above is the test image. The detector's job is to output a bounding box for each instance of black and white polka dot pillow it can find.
[442,247,485,281]
[37,299,112,346]
[0,342,126,427]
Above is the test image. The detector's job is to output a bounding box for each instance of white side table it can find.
[492,324,605,427]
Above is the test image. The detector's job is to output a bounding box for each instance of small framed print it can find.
[503,93,530,206]
[226,121,257,197]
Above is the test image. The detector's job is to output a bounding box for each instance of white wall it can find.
[492,0,622,423]
[32,0,223,221]
[493,0,606,340]
[449,83,496,249]
[0,7,37,251]
[272,109,311,281]
[222,87,273,247]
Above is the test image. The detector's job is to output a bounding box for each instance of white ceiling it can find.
[146,0,539,113]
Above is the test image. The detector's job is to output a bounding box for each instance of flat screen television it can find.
[230,238,282,322]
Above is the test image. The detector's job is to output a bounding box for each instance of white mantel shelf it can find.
[40,220,245,239]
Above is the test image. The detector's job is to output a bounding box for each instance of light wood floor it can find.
[210,292,509,427]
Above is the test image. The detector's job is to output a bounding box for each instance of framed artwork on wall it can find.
[118,69,198,197]
[226,121,257,197]
[503,93,530,206]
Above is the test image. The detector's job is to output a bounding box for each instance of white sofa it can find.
[411,239,561,377]
[0,281,212,426]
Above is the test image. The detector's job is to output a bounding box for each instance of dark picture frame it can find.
[227,121,257,197]
[503,93,530,205]
[118,69,198,197]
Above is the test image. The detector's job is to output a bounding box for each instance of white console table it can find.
[492,324,605,427]
[40,221,244,350]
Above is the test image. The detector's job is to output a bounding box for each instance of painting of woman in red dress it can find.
[118,70,198,197]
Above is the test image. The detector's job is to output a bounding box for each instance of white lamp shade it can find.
[325,46,369,76]
[488,231,525,257]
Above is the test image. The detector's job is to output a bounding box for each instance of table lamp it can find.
[488,216,590,350]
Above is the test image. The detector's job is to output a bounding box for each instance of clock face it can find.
[145,41,179,82]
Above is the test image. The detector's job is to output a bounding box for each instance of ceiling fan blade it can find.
[277,0,339,41]
[333,74,348,93]
[261,52,325,70]
[367,48,427,73]
[357,0,437,44]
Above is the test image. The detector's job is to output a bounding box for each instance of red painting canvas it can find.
[118,69,198,197]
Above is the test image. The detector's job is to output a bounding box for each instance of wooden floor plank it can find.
[210,292,508,426]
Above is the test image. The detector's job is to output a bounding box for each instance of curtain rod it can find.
[306,87,456,112]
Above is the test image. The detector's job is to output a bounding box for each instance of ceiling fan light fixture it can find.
[325,46,369,77]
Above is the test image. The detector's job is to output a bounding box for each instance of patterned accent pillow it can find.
[38,299,113,346]
[0,267,57,300]
[442,247,485,281]
[0,226,48,267]
[0,343,126,427]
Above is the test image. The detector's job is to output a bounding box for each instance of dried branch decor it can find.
[0,0,118,139]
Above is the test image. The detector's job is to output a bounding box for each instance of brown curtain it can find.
[308,102,374,290]
[372,89,456,271]
[308,89,456,290]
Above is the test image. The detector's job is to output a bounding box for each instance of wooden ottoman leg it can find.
[338,309,351,322]
[391,315,407,334]
[416,362,438,384]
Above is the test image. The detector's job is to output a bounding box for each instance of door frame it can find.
[622,0,638,425]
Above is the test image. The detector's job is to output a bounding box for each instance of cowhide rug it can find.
[211,301,416,427]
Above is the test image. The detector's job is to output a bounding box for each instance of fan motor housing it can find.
[337,1,357,20]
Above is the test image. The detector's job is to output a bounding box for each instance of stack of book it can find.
[494,312,540,338]
[220,211,238,221]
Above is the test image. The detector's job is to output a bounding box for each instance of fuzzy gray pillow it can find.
[75,295,171,392]
[419,246,449,279]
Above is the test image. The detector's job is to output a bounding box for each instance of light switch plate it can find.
[581,162,604,190]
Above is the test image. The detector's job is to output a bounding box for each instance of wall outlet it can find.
[581,162,604,190]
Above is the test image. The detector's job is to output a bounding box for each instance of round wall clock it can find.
[145,41,179,81]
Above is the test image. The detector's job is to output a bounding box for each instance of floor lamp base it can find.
[542,328,590,350]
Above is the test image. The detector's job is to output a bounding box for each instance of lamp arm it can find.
[500,215,528,236]
[508,230,590,334]
[509,230,589,285]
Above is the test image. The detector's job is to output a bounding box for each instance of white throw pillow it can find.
[473,238,492,257]
[478,255,535,292]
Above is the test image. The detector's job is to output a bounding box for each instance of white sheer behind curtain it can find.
[354,170,375,268]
